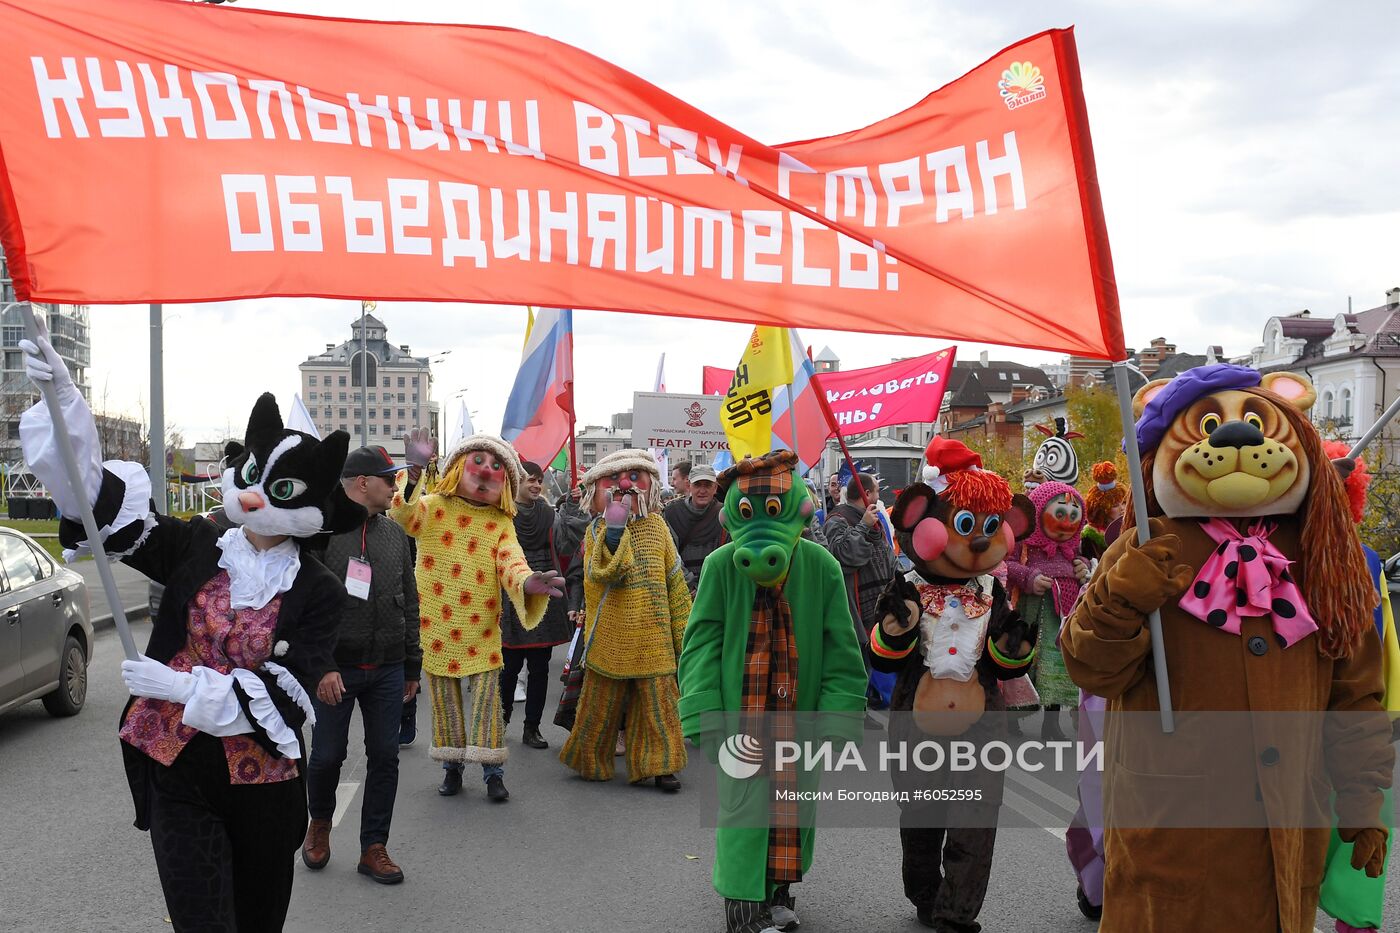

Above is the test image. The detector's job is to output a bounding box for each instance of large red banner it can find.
[0,1,1123,359]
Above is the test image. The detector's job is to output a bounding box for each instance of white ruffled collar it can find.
[215,527,301,610]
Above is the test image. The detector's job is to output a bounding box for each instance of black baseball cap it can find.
[342,446,405,478]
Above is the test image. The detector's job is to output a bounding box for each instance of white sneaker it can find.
[770,905,800,930]
[514,682,527,702]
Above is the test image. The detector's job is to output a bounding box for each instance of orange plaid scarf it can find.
[742,585,802,884]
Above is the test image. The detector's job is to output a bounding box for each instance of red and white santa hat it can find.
[921,435,984,491]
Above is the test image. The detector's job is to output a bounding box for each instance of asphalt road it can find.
[74,560,151,627]
[1,621,1393,932]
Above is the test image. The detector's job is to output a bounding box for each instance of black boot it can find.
[1041,704,1066,743]
[522,725,549,749]
[1076,884,1102,920]
[438,767,463,796]
[486,774,510,801]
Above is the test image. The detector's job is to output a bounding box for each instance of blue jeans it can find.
[307,665,404,850]
[442,760,503,782]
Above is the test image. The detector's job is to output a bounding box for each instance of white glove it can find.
[121,655,196,704]
[18,321,79,407]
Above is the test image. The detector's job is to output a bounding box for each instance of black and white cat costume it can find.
[20,331,362,932]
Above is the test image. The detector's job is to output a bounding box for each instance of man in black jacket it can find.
[663,463,727,594]
[302,446,421,885]
[823,472,895,716]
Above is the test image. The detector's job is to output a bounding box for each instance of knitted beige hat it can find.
[579,448,664,518]
[579,448,661,486]
[444,434,526,493]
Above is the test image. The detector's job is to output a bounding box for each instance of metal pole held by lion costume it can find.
[1113,361,1175,733]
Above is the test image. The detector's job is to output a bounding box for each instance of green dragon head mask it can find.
[717,450,812,587]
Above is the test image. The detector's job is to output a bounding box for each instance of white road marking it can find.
[1006,765,1080,814]
[1004,786,1067,840]
[332,782,360,827]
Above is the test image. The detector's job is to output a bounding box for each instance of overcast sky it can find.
[79,0,1400,443]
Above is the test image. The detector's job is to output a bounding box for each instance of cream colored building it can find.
[299,314,439,455]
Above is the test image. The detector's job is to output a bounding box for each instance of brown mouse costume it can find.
[870,437,1037,932]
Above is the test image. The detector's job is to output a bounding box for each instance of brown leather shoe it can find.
[301,818,331,870]
[357,843,405,885]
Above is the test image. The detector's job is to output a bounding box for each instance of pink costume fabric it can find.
[1175,518,1319,648]
[1005,481,1085,617]
[1065,690,1107,907]
[119,572,297,785]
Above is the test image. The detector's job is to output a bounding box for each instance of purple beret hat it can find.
[1133,363,1261,453]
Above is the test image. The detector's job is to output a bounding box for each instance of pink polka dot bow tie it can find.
[1176,518,1318,649]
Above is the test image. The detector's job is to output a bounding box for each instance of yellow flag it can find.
[721,326,794,460]
[522,306,536,351]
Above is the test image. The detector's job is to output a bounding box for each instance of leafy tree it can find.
[962,431,1026,485]
[1358,442,1400,560]
[1064,385,1125,473]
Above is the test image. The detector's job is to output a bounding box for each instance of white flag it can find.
[447,396,473,453]
[650,353,669,482]
[288,394,321,439]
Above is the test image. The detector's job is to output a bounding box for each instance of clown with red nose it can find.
[389,429,564,803]
[1004,475,1091,740]
[560,449,692,792]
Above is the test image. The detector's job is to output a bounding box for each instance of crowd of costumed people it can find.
[19,325,1394,933]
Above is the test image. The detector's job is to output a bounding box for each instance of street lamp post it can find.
[149,303,164,514]
[359,299,374,447]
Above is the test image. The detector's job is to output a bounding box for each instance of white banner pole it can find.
[1113,361,1174,733]
[8,302,139,661]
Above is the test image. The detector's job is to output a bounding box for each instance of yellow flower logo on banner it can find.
[998,61,1048,110]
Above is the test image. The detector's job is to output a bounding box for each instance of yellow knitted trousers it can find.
[559,671,686,783]
[428,669,506,766]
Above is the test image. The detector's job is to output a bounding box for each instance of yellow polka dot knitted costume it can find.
[390,472,545,679]
[581,513,691,679]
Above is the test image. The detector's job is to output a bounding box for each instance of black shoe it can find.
[1076,885,1102,920]
[398,718,416,748]
[915,906,936,928]
[486,774,510,801]
[522,725,549,749]
[438,768,463,796]
[654,773,681,792]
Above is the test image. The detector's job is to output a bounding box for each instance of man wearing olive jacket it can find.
[302,446,422,885]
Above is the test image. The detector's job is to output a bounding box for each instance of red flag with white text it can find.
[0,3,1123,359]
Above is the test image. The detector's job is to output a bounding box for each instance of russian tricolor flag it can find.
[501,308,575,466]
[770,329,836,475]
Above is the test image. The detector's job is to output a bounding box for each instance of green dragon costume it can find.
[678,451,868,933]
